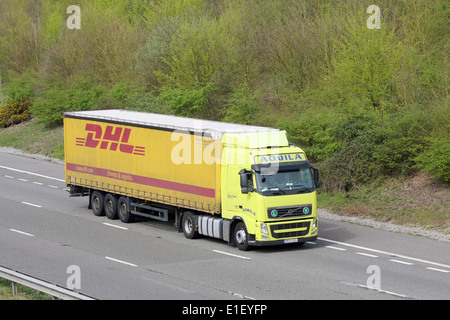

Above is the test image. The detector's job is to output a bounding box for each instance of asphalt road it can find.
[0,150,449,300]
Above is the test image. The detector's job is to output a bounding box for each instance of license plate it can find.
[284,239,298,244]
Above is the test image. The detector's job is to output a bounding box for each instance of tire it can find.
[118,196,134,223]
[181,211,199,239]
[91,191,105,216]
[233,221,250,251]
[104,193,118,220]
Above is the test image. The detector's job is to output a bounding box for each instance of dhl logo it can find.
[76,123,146,156]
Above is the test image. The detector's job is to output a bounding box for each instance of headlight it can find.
[312,218,318,230]
[261,223,269,235]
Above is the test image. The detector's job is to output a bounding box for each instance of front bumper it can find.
[249,235,318,247]
[251,217,318,247]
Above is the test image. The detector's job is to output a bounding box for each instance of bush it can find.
[374,108,428,176]
[159,84,213,118]
[124,92,169,114]
[32,78,106,125]
[319,113,385,192]
[222,87,262,125]
[0,98,31,128]
[2,73,36,103]
[278,108,341,163]
[415,136,450,182]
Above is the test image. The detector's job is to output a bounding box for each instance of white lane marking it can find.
[318,237,450,270]
[105,256,138,267]
[213,250,251,260]
[0,165,64,182]
[426,267,450,273]
[227,291,256,300]
[32,181,44,185]
[356,252,379,258]
[342,281,411,299]
[18,178,29,182]
[390,259,414,266]
[4,175,14,179]
[325,245,346,251]
[10,229,34,237]
[21,202,42,208]
[103,222,129,230]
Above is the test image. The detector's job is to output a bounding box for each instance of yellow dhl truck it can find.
[64,109,319,250]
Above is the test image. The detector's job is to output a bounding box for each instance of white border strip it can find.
[105,256,138,267]
[0,165,64,182]
[318,237,450,269]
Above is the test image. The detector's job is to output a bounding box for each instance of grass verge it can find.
[0,119,64,159]
[0,278,53,300]
[318,173,450,234]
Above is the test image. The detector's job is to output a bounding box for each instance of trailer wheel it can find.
[118,196,134,223]
[91,191,105,216]
[181,211,199,239]
[233,222,250,251]
[104,193,118,220]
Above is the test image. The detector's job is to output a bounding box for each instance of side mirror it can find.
[239,169,253,194]
[313,168,320,188]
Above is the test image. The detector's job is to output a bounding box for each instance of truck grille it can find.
[270,222,310,239]
[267,205,312,219]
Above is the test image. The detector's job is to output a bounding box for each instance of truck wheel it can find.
[181,211,199,239]
[118,196,134,223]
[234,222,250,251]
[91,191,105,216]
[104,193,118,220]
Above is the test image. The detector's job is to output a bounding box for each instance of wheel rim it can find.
[105,200,113,213]
[184,217,193,234]
[119,203,126,218]
[93,196,100,212]
[235,228,246,244]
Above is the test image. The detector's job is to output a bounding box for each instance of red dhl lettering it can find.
[76,124,146,156]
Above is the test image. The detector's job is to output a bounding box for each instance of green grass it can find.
[0,278,53,300]
[318,174,450,234]
[0,119,64,159]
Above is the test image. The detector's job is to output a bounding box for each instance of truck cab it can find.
[220,132,319,250]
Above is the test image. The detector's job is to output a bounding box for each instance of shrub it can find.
[278,108,341,163]
[159,84,213,118]
[0,97,31,128]
[222,87,261,125]
[319,114,384,191]
[2,73,36,103]
[415,136,450,182]
[374,108,428,176]
[32,78,106,125]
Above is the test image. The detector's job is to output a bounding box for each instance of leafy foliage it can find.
[0,0,448,187]
[0,98,32,128]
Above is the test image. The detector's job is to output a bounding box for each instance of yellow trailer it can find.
[64,110,319,250]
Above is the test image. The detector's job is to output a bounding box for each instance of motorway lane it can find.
[0,150,449,300]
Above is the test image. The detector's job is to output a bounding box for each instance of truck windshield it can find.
[255,168,315,196]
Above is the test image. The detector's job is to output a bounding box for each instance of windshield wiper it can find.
[266,187,287,195]
[291,184,313,193]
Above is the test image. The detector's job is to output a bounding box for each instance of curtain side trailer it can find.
[64,110,319,250]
